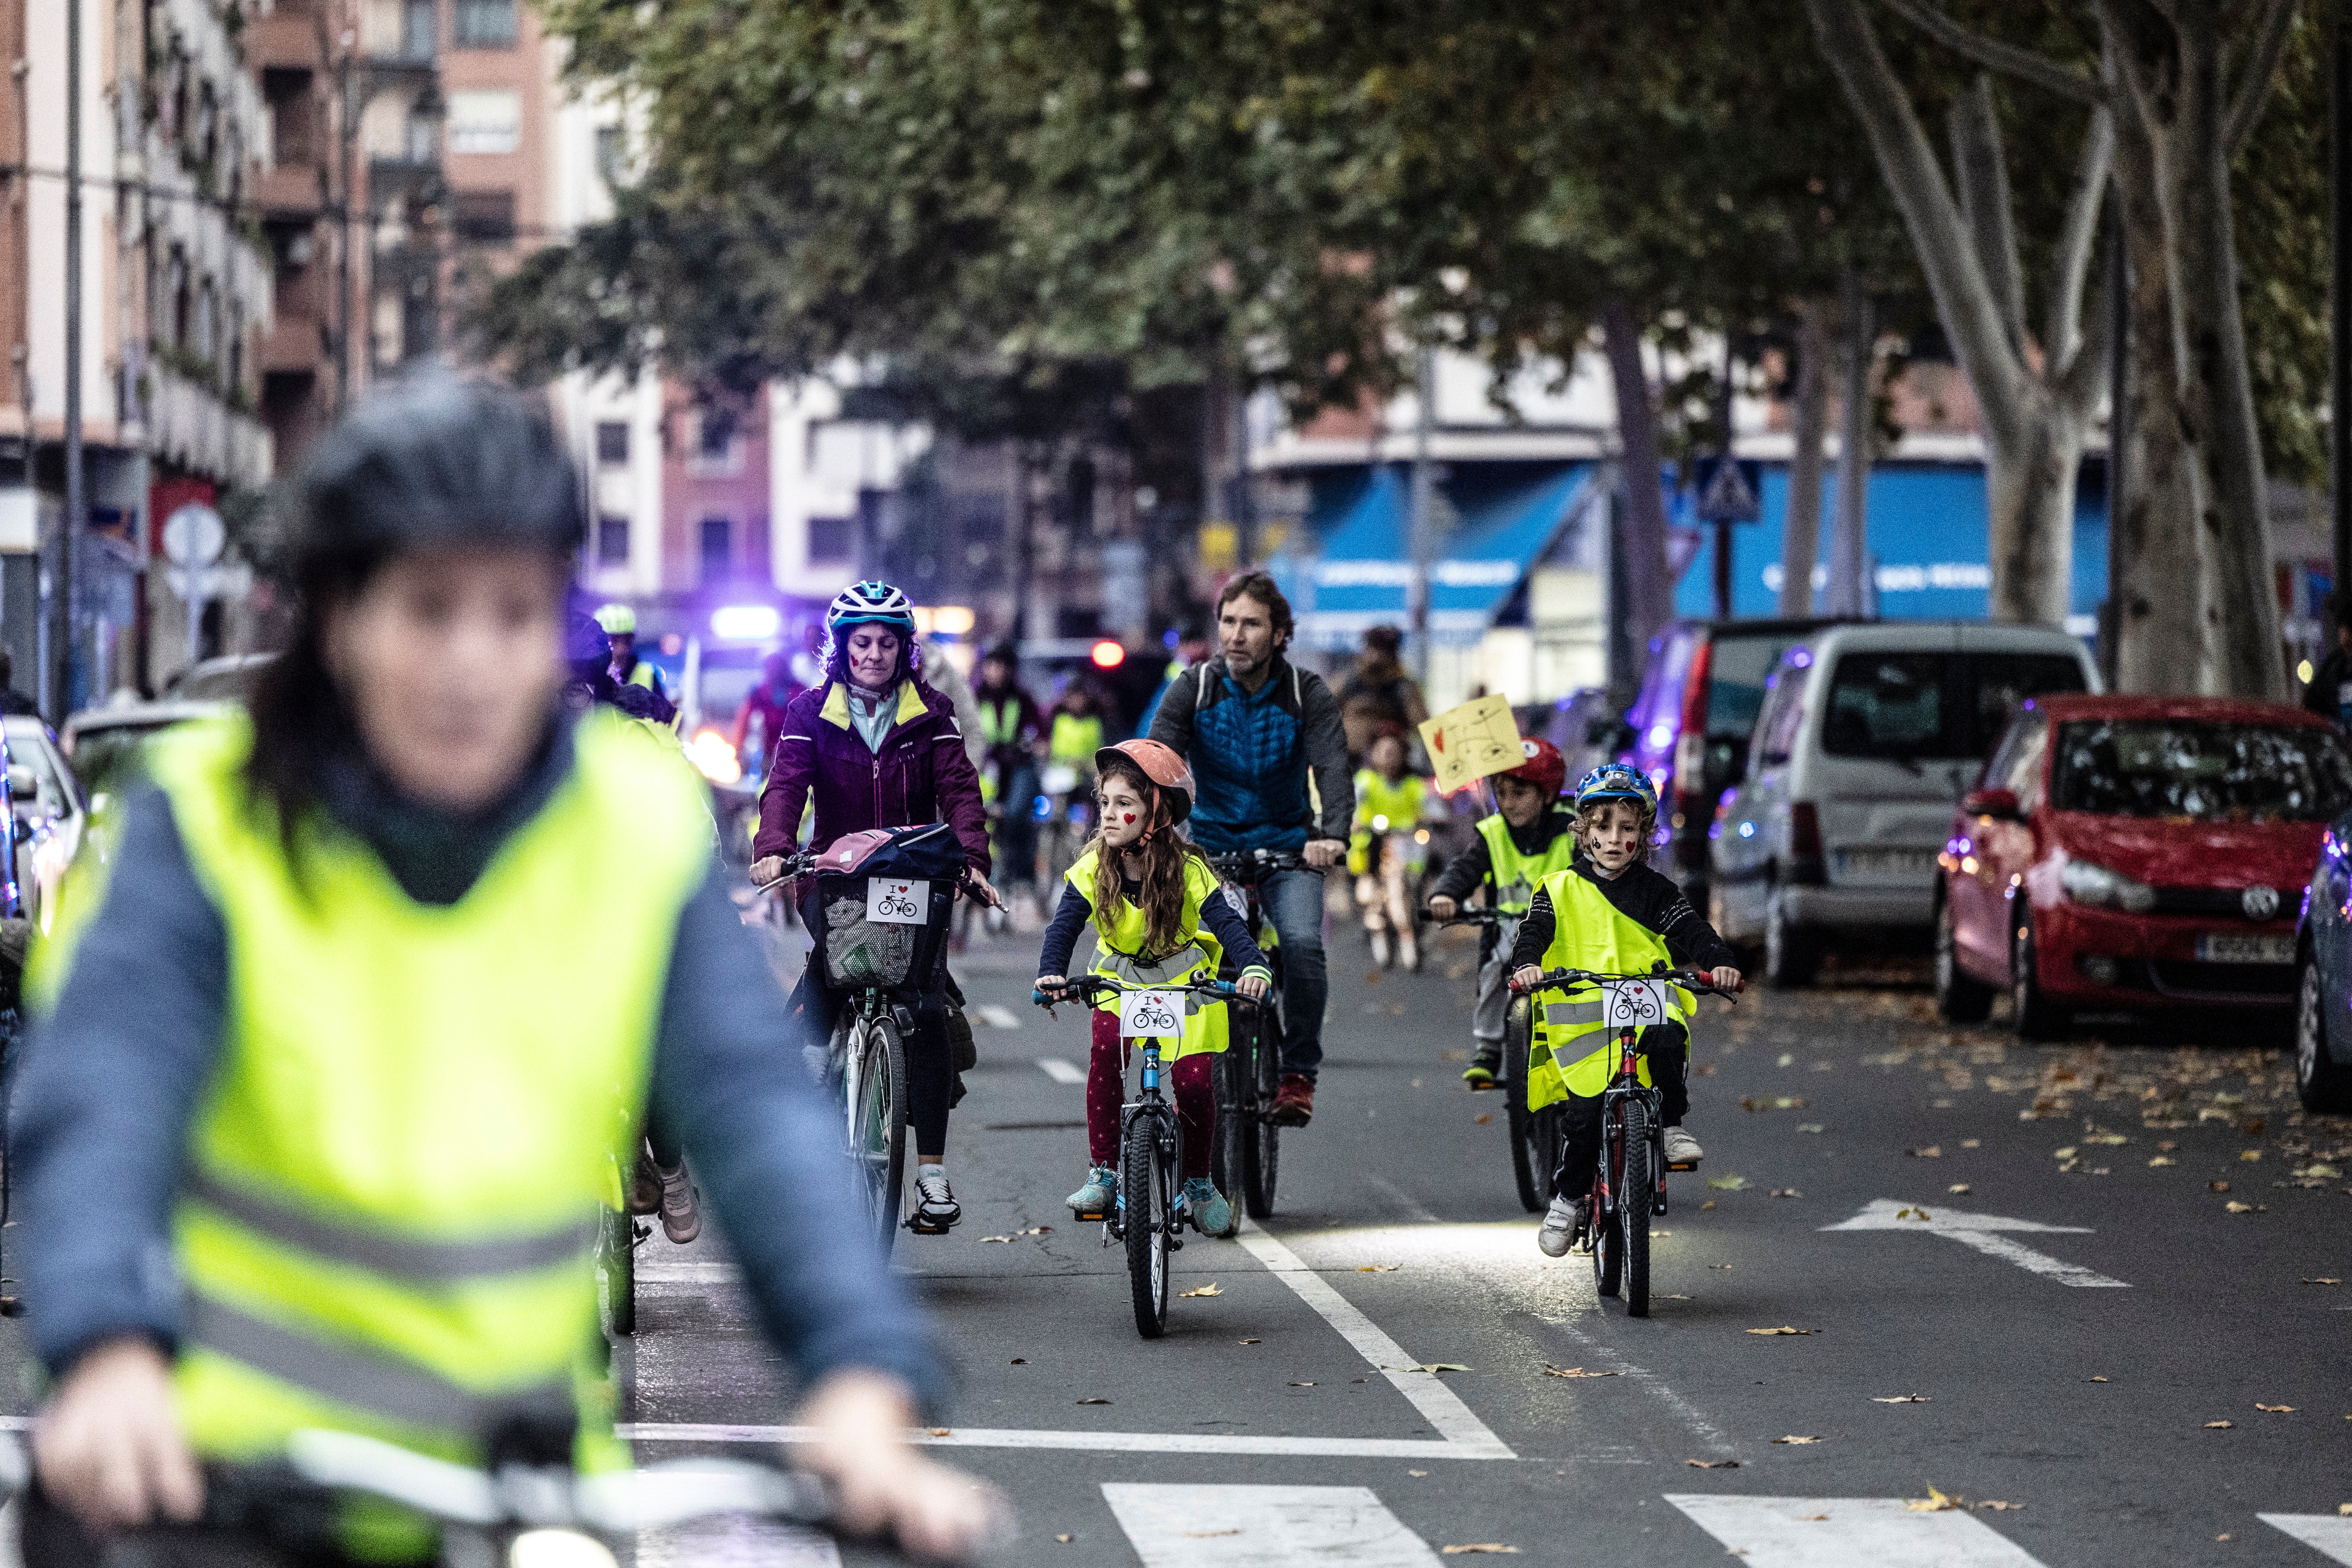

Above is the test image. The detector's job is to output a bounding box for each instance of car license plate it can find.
[866,877,930,926]
[1833,848,1937,880]
[1118,988,1184,1038]
[2196,933,2294,965]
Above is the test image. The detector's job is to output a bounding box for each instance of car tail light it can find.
[1788,801,1826,886]
[1674,640,1713,810]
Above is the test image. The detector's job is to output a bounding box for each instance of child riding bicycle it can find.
[1034,740,1272,1236]
[1349,728,1437,970]
[1425,737,1578,1088]
[1508,764,1742,1258]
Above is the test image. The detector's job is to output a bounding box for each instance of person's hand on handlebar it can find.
[1426,894,1458,921]
[749,855,788,888]
[1235,971,1270,1001]
[790,1370,1005,1563]
[1034,975,1069,1000]
[1510,964,1544,992]
[1301,838,1347,870]
[1706,965,1745,995]
[966,871,1001,909]
[34,1335,205,1532]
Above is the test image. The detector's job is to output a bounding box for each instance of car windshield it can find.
[1703,633,1803,740]
[1822,651,2087,761]
[2050,719,2352,822]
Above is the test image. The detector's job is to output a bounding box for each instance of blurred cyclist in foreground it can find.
[11,375,995,1563]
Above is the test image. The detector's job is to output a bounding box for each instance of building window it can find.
[593,124,627,188]
[452,189,517,245]
[400,0,436,61]
[445,90,520,155]
[699,412,732,461]
[597,515,630,566]
[595,421,629,466]
[453,0,518,47]
[808,516,851,563]
[699,517,733,580]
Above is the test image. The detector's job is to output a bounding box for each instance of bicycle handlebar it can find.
[1204,848,1305,877]
[1432,907,1504,926]
[1031,975,1265,1010]
[1509,965,1735,1002]
[755,853,1000,908]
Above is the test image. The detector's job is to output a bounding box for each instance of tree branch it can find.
[1948,75,2027,355]
[2223,0,2298,158]
[1807,0,2033,447]
[2044,101,2114,374]
[1877,0,2109,105]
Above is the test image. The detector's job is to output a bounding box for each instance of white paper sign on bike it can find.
[1601,977,1671,1030]
[866,877,930,926]
[1118,988,1184,1038]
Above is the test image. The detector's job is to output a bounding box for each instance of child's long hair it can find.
[1088,754,1210,956]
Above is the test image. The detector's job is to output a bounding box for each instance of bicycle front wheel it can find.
[1124,1114,1172,1338]
[1620,1100,1653,1318]
[595,1196,636,1339]
[1503,999,1550,1213]
[1241,1001,1282,1218]
[847,1014,910,1256]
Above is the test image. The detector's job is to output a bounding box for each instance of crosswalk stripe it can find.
[1104,1484,1442,1567]
[971,1004,1022,1029]
[637,1515,841,1568]
[618,1422,1482,1458]
[1037,1056,1087,1083]
[2262,1514,2352,1563]
[1666,1494,2048,1566]
[636,1260,741,1284]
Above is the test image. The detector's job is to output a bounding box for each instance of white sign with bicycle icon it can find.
[1118,988,1184,1038]
[1601,977,1671,1030]
[865,877,931,926]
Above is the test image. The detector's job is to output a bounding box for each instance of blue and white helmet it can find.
[826,580,918,662]
[1573,763,1659,819]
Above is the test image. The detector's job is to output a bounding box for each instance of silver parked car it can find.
[6,717,88,934]
[1708,620,2100,986]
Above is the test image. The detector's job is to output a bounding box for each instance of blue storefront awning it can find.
[1277,465,1593,652]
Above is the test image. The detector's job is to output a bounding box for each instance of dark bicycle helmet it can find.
[1573,763,1660,818]
[284,370,585,581]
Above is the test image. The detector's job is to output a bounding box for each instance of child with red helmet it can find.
[1425,738,1579,1087]
[1034,740,1272,1236]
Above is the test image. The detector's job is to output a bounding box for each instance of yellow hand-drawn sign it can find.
[1418,695,1525,795]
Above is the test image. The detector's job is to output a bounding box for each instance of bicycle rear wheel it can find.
[1503,999,1551,1213]
[1240,1001,1282,1218]
[1124,1114,1172,1338]
[595,1196,637,1338]
[1621,1100,1653,1318]
[1209,1050,1246,1234]
[846,1014,909,1256]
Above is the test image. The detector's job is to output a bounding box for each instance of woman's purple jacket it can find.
[754,677,992,873]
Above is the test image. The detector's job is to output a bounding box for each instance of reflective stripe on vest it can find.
[125,714,709,1461]
[1523,867,1692,1111]
[977,698,1023,748]
[1352,770,1425,830]
[1476,811,1577,919]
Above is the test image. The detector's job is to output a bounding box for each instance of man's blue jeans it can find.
[1258,865,1329,1083]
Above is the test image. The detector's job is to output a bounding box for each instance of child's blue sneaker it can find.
[1066,1166,1118,1217]
[1179,1178,1234,1238]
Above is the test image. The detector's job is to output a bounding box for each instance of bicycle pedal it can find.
[1167,1236,1183,1250]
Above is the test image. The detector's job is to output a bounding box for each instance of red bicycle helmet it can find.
[1497,737,1568,799]
[1096,738,1196,828]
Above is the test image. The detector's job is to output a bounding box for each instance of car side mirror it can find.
[1962,786,2022,820]
[4,765,36,802]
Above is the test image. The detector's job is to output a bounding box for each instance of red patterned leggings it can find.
[1088,1006,1216,1178]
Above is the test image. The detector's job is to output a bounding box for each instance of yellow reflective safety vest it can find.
[1065,849,1229,1060]
[1475,812,1578,919]
[1348,769,1428,875]
[1524,866,1694,1112]
[1049,711,1103,766]
[54,716,710,1513]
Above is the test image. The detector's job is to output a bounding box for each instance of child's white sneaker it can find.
[1663,1127,1704,1165]
[1537,1194,1581,1257]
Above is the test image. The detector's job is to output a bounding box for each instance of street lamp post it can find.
[58,0,83,721]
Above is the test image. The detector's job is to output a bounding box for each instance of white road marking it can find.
[617,1423,1486,1459]
[636,1260,742,1284]
[1037,1056,1087,1083]
[2263,1514,2352,1563]
[1234,1218,1516,1459]
[971,1004,1021,1029]
[1105,1484,1441,1567]
[1823,1199,2128,1287]
[1367,1174,1441,1224]
[1667,1495,2049,1566]
[1541,1313,1737,1459]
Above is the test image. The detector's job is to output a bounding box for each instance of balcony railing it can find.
[145,364,274,490]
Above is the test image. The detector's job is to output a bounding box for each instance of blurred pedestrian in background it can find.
[1338,624,1428,765]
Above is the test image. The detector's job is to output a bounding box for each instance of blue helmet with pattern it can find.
[1573,763,1659,818]
[826,580,918,672]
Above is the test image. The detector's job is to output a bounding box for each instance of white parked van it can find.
[1708,621,2100,985]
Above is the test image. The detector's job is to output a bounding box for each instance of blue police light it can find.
[711,604,782,642]
[1738,821,1755,838]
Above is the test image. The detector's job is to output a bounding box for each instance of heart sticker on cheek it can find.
[1122,812,1137,824]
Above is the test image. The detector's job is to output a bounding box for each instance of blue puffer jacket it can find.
[1149,654,1353,854]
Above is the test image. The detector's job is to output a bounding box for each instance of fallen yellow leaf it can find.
[1054,1534,1074,1544]
[1416,1363,1472,1374]
[2256,1403,2297,1413]
[1747,1326,1817,1336]
[2148,1156,2176,1167]
[1947,1183,1972,1195]
[1907,1487,1960,1513]
[1357,1263,1401,1272]
[1474,1113,1494,1125]
[1439,1547,1520,1556]
[2240,1149,2264,1162]
[1180,1282,1223,1298]
[1908,1145,1942,1158]
[1772,1435,1824,1445]
[2205,1420,2234,1429]
[927,1427,950,1436]
[2305,1278,2343,1286]
[1871,1394,1930,1403]
[1542,1365,1623,1379]
[2225,1200,2259,1213]
[1976,1500,2025,1512]
[1685,1459,1740,1468]
[1706,1175,1751,1191]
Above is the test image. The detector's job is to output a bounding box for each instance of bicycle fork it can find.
[1102,1044,1184,1251]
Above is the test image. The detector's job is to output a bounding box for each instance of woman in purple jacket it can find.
[751,581,996,1233]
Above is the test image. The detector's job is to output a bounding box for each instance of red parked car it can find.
[1933,694,2352,1037]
